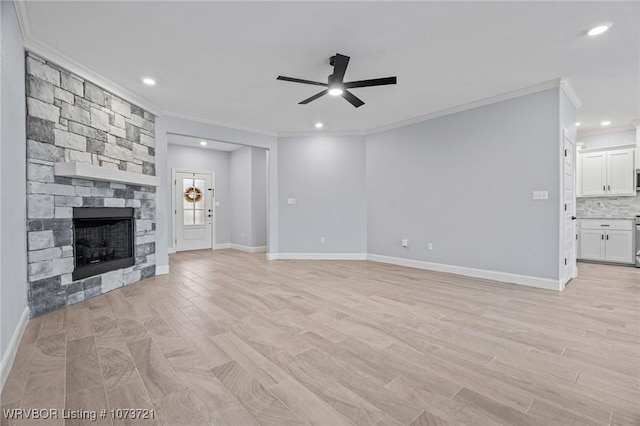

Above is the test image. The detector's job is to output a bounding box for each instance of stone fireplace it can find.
[25,52,157,317]
[72,207,135,280]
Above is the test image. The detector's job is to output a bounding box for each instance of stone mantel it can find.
[54,162,161,187]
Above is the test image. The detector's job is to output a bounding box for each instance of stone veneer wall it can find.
[25,52,157,317]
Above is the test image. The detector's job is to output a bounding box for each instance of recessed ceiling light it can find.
[200,141,207,146]
[315,122,324,129]
[575,122,580,126]
[142,77,156,86]
[600,121,611,126]
[588,23,611,36]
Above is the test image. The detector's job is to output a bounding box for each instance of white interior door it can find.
[562,131,577,285]
[175,171,215,251]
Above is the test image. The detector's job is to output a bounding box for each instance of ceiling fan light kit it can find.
[277,53,397,108]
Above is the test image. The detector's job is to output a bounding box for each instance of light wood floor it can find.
[2,250,639,426]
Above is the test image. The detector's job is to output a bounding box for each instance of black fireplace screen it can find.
[73,208,135,280]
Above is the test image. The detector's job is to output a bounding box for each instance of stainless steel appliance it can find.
[636,216,640,267]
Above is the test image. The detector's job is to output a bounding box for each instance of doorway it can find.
[173,169,215,251]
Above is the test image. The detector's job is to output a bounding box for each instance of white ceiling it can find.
[167,134,243,152]
[19,1,639,136]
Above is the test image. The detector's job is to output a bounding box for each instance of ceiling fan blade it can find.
[277,76,327,87]
[299,89,328,104]
[344,77,397,89]
[331,54,350,83]
[342,90,365,108]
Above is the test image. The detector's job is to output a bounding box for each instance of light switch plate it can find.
[532,190,549,200]
[215,201,220,207]
[287,198,296,205]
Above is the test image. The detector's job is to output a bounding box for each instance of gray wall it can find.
[167,144,231,246]
[578,129,635,149]
[230,147,253,246]
[228,146,267,248]
[1,0,28,362]
[278,136,367,254]
[154,115,278,264]
[366,88,562,280]
[251,148,267,247]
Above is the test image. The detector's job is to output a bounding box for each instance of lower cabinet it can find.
[605,230,634,263]
[578,219,634,264]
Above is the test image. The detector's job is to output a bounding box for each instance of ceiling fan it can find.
[277,53,397,108]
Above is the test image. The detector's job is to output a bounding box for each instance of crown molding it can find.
[277,129,367,138]
[367,78,572,136]
[12,6,587,140]
[559,77,582,109]
[577,124,636,137]
[161,111,278,137]
[13,1,31,41]
[22,39,163,116]
[15,2,163,116]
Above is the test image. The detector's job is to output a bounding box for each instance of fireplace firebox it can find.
[72,207,135,280]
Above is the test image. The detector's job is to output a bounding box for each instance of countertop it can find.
[577,217,637,220]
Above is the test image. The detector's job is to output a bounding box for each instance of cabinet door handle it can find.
[606,234,609,240]
[608,185,610,191]
[600,224,610,227]
[601,234,604,240]
[603,185,606,191]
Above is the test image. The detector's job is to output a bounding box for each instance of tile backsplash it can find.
[577,196,640,218]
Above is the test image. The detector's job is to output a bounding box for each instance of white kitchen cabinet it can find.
[579,148,635,197]
[581,152,607,196]
[579,229,606,261]
[605,230,634,263]
[576,152,583,197]
[607,150,635,195]
[578,219,634,264]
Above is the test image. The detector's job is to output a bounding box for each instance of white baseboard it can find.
[1,307,30,390]
[367,254,562,291]
[272,253,368,260]
[156,264,170,275]
[161,250,561,291]
[228,244,268,253]
[167,247,176,254]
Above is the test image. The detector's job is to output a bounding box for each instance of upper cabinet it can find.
[579,148,635,197]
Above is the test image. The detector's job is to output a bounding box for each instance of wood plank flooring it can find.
[2,249,639,425]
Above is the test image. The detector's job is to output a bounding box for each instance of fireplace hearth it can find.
[73,208,135,280]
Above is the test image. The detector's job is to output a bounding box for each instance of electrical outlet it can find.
[287,198,296,205]
[427,243,433,250]
[320,237,325,244]
[401,239,408,247]
[241,232,244,238]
